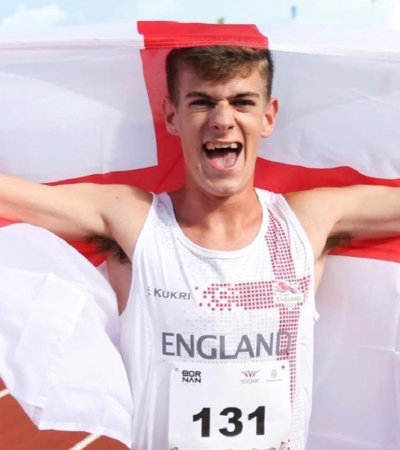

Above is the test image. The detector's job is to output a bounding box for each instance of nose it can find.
[209,102,234,133]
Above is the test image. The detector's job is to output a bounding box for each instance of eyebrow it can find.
[185,91,261,101]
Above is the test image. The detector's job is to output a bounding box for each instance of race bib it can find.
[168,360,291,450]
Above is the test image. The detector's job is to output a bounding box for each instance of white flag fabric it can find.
[0,21,399,449]
[0,224,133,447]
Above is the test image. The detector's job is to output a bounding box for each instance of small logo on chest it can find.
[272,281,303,310]
[147,287,191,301]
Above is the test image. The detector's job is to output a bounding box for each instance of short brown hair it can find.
[166,45,274,105]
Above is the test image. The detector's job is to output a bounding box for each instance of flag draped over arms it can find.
[0,21,399,449]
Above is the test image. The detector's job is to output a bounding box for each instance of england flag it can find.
[0,21,399,449]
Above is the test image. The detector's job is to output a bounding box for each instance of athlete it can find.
[1,43,400,449]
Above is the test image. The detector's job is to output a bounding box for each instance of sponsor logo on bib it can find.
[181,369,202,384]
[241,369,260,384]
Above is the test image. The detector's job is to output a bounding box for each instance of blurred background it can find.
[0,0,399,32]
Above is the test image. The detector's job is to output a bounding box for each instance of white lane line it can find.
[0,388,9,399]
[68,434,101,450]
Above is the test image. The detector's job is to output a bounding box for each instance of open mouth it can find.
[202,142,243,170]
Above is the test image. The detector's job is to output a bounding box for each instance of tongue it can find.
[207,149,238,170]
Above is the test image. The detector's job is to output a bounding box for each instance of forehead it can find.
[177,66,265,99]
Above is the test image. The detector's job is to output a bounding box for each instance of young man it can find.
[1,44,400,449]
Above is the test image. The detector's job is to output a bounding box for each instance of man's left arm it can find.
[286,185,400,263]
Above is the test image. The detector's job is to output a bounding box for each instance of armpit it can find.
[87,236,130,263]
[325,232,353,253]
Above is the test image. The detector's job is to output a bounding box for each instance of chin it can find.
[203,180,249,198]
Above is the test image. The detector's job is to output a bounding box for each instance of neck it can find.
[169,186,262,251]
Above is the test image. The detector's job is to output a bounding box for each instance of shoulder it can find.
[94,184,154,261]
[284,187,348,222]
[283,187,348,263]
[283,185,386,259]
[98,183,153,202]
[284,184,388,227]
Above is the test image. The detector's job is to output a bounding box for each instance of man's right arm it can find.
[0,173,152,259]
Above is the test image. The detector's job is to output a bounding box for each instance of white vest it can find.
[120,189,316,450]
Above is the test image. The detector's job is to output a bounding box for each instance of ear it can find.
[261,97,279,138]
[162,96,180,136]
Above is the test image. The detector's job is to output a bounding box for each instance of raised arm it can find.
[0,173,152,259]
[286,185,400,280]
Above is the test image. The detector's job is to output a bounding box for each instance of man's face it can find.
[163,65,278,198]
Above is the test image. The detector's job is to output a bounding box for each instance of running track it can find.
[0,379,128,450]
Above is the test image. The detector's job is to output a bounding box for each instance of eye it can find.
[189,99,215,108]
[232,99,256,108]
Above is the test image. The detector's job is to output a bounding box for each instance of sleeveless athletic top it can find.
[119,189,316,450]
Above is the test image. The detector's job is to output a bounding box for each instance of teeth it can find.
[205,142,239,151]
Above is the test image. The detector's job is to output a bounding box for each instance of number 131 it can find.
[193,406,266,438]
